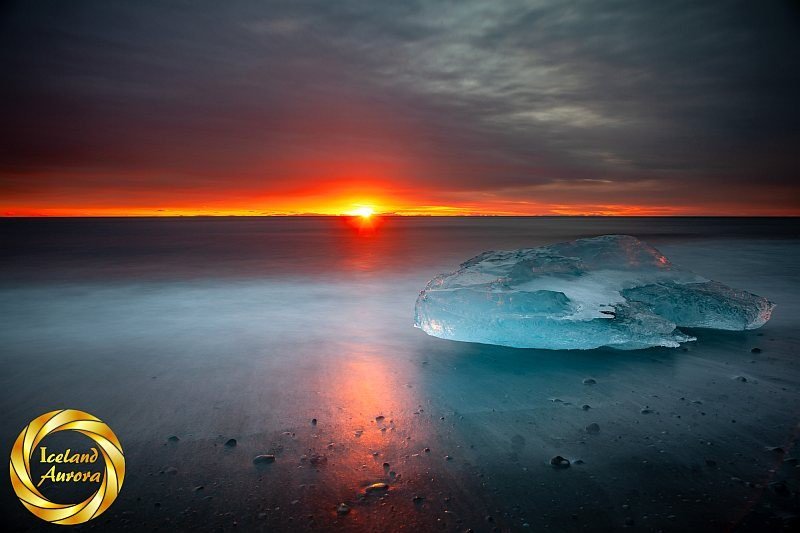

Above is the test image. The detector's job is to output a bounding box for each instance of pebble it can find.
[585,423,600,434]
[769,481,789,496]
[224,438,237,447]
[167,436,180,443]
[581,404,591,411]
[337,503,350,515]
[640,408,653,414]
[364,482,389,493]
[583,378,597,385]
[375,415,385,422]
[311,418,317,425]
[734,376,747,382]
[253,455,276,464]
[550,455,570,468]
[751,347,762,353]
[413,495,424,503]
[163,466,178,475]
[444,455,453,461]
[310,454,328,466]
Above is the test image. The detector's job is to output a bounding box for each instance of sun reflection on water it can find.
[301,334,438,523]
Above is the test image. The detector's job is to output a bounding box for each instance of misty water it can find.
[1,217,799,531]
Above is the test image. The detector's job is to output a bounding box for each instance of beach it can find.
[1,216,798,531]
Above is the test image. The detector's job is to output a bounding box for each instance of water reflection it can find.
[337,216,386,274]
[283,339,432,528]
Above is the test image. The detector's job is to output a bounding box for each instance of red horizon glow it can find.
[2,200,797,217]
[2,161,797,218]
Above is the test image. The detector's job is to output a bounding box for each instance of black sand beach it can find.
[1,217,799,531]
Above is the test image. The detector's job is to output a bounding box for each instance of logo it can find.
[9,410,125,524]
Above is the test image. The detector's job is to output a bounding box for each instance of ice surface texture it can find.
[414,235,774,350]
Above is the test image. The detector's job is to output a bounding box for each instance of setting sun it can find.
[349,206,375,218]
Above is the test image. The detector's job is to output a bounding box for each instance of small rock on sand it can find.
[364,482,389,493]
[751,347,762,353]
[224,438,237,447]
[310,454,328,466]
[253,454,276,464]
[585,423,600,434]
[734,376,747,382]
[163,466,178,475]
[167,436,180,443]
[311,418,317,425]
[337,503,350,515]
[550,455,570,468]
[769,481,789,496]
[583,378,597,385]
[582,404,591,410]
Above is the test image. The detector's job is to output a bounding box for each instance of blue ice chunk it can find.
[414,235,774,350]
[622,280,773,330]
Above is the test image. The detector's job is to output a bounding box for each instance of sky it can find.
[1,0,798,216]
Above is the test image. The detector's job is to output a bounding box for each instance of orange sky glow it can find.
[2,169,797,218]
[3,188,797,217]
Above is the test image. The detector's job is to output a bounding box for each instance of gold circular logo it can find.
[9,409,125,525]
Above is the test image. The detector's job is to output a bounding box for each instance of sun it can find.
[349,206,374,218]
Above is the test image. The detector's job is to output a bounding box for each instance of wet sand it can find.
[1,218,798,531]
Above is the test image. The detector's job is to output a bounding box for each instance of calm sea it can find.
[2,216,798,282]
[1,217,799,531]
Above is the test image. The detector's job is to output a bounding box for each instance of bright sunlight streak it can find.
[349,206,375,218]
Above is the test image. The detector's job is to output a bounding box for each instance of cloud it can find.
[0,0,798,214]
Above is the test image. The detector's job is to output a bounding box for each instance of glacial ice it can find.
[414,235,774,350]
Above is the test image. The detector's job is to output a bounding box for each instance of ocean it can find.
[1,216,798,531]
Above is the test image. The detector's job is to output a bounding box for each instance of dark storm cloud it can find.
[0,0,798,210]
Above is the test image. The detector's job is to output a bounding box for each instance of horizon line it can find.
[2,214,799,219]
